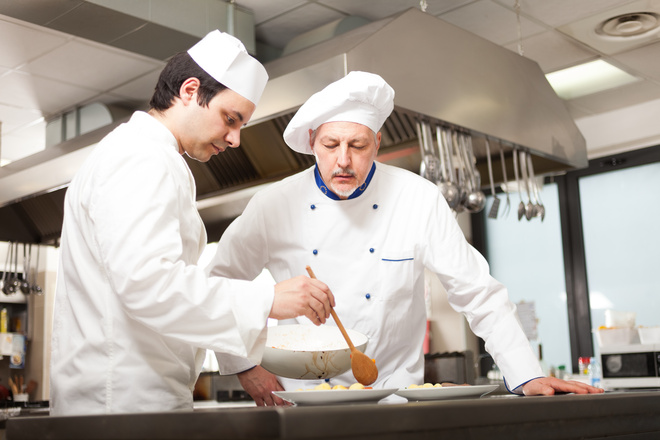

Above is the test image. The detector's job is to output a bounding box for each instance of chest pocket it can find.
[376,249,415,302]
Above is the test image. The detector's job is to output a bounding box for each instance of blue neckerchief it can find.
[314,163,376,200]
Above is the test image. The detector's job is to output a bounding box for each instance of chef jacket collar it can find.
[314,162,376,200]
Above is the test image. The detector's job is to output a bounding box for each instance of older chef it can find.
[207,71,603,405]
[50,31,334,416]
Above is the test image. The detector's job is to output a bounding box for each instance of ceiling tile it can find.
[255,3,346,49]
[19,39,163,91]
[0,17,69,69]
[439,0,546,46]
[557,0,660,56]
[494,0,630,27]
[612,40,660,82]
[0,70,97,114]
[567,78,660,116]
[235,0,307,24]
[503,30,598,72]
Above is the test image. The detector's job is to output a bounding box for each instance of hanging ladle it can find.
[31,245,43,295]
[436,125,460,209]
[513,149,525,221]
[306,265,378,386]
[0,243,11,293]
[499,145,511,218]
[526,154,546,221]
[20,243,31,295]
[485,138,500,219]
[520,151,535,221]
[4,242,20,295]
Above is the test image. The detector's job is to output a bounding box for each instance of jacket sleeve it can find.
[205,191,272,374]
[422,191,543,391]
[88,143,274,363]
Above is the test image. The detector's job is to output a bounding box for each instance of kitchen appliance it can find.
[600,343,660,389]
[424,351,475,385]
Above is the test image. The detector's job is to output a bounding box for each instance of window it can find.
[481,183,571,371]
[579,161,660,350]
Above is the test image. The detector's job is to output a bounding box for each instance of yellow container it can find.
[0,308,7,333]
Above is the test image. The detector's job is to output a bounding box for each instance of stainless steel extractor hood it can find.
[0,8,586,244]
[251,7,586,173]
[200,7,587,237]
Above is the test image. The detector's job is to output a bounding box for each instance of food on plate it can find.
[295,382,373,391]
[406,382,471,389]
[407,383,443,389]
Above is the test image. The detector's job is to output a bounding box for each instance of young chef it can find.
[206,71,603,406]
[50,30,335,416]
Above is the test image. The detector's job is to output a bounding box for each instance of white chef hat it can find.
[283,71,395,155]
[188,30,268,105]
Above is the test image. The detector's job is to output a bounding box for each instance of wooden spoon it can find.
[306,266,378,386]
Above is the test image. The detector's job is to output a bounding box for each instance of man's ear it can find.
[179,77,201,105]
[308,128,314,153]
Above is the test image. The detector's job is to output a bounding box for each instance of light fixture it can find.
[545,59,639,100]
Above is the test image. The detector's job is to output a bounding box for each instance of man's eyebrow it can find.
[234,111,245,123]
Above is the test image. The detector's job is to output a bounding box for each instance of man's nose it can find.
[336,145,351,166]
[226,128,241,149]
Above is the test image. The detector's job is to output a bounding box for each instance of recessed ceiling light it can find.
[545,60,639,100]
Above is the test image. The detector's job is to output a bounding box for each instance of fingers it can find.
[272,275,335,323]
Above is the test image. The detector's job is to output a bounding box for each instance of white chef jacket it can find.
[50,112,274,416]
[207,162,543,392]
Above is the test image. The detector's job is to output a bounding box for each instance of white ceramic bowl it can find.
[261,324,369,380]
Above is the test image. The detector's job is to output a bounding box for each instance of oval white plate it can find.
[273,388,397,405]
[394,384,499,401]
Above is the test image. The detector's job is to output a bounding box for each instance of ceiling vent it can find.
[597,12,660,38]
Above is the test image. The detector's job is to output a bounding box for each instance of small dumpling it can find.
[332,385,348,390]
[314,382,332,390]
[348,383,365,390]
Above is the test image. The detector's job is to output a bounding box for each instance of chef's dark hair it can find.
[149,52,227,111]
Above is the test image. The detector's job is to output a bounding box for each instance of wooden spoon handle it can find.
[305,266,356,351]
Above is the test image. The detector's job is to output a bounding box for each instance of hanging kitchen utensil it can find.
[0,243,11,292]
[451,131,467,212]
[5,242,19,295]
[519,151,534,221]
[20,243,31,294]
[0,242,11,293]
[499,145,511,218]
[416,120,441,183]
[461,134,486,213]
[306,266,378,386]
[485,138,500,219]
[436,125,460,209]
[513,149,525,221]
[527,154,546,221]
[31,245,43,295]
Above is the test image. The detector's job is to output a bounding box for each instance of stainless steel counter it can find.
[6,391,660,440]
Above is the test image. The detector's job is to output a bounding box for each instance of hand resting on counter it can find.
[238,365,291,407]
[522,377,604,396]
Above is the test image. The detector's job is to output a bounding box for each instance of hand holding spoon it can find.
[306,266,378,386]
